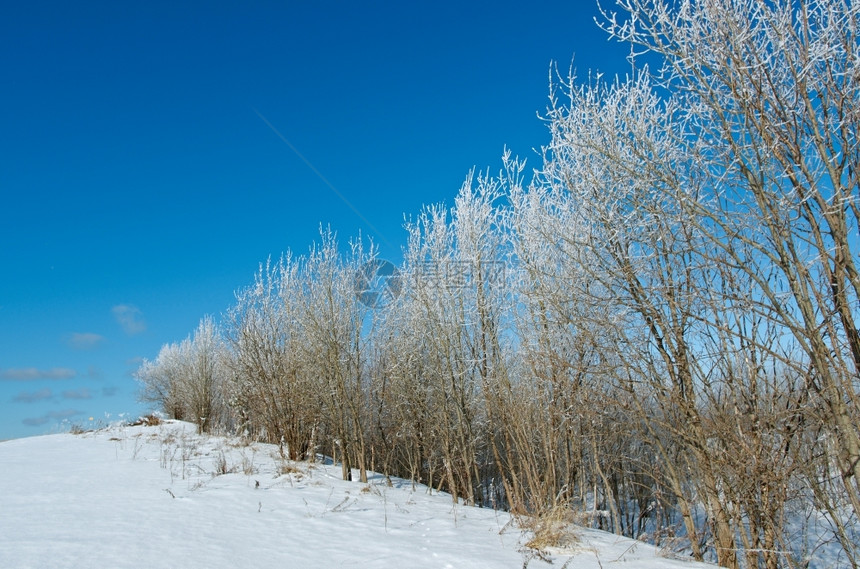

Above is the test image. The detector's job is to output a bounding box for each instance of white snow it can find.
[0,421,716,569]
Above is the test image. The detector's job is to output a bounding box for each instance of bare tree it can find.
[503,1,860,565]
[297,229,373,482]
[135,315,228,433]
[224,255,320,458]
[597,0,860,563]
[136,341,188,422]
[135,3,858,565]
[183,315,228,433]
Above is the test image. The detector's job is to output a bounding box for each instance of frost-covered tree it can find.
[136,315,228,433]
[183,315,228,432]
[297,229,375,482]
[224,254,320,459]
[135,1,859,565]
[513,0,860,565]
[136,341,188,422]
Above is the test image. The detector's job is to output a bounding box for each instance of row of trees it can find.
[136,1,859,567]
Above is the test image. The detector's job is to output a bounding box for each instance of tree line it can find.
[136,1,860,567]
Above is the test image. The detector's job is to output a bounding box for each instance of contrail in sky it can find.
[253,107,395,250]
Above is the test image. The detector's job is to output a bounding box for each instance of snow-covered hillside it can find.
[0,420,714,569]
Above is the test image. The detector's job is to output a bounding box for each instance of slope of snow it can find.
[0,421,715,569]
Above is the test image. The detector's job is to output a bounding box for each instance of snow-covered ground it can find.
[0,420,715,569]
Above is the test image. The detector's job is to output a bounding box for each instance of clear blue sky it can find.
[0,0,629,439]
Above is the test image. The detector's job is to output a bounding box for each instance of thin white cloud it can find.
[65,332,105,350]
[22,417,49,427]
[87,366,104,380]
[125,356,145,378]
[112,304,146,335]
[102,386,119,397]
[0,368,76,381]
[12,388,53,403]
[22,409,84,427]
[62,388,92,400]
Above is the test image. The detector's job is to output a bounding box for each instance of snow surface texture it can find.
[0,421,716,569]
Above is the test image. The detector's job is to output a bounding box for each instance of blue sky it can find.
[0,0,629,439]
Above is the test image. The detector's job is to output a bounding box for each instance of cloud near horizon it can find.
[87,366,104,380]
[112,304,146,335]
[0,368,76,381]
[22,409,85,427]
[12,388,53,403]
[62,388,92,400]
[65,332,105,350]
